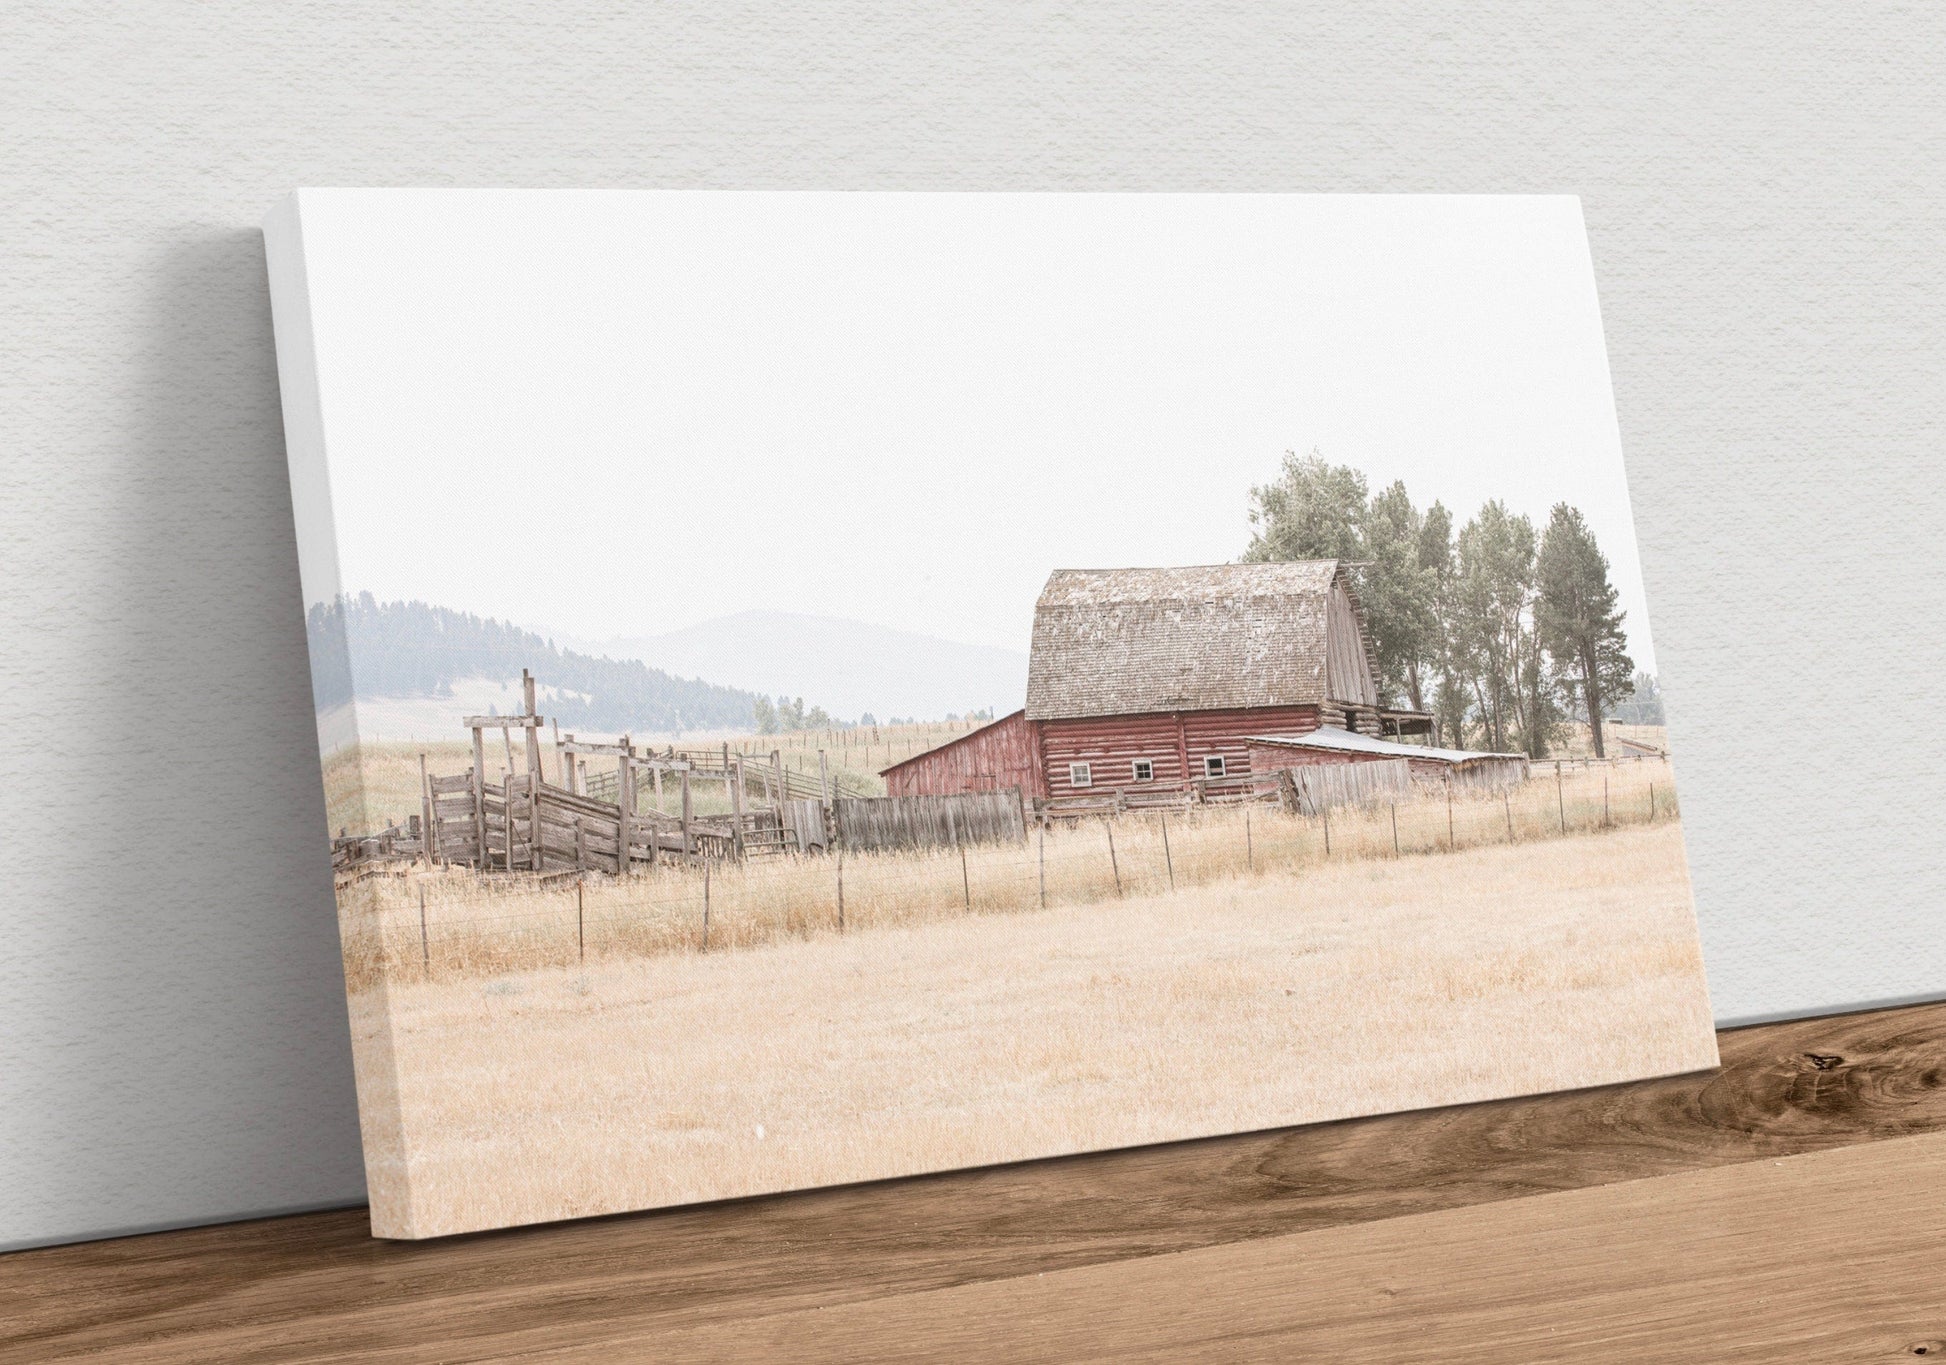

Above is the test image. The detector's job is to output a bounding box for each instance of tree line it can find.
[307,594,775,736]
[1243,451,1651,758]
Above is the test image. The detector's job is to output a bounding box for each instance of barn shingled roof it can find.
[1024,562,1350,721]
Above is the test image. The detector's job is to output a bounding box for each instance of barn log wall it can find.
[1039,704,1325,800]
[882,710,1044,799]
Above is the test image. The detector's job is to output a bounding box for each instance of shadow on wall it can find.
[3,228,365,1250]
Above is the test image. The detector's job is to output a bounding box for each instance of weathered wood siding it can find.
[882,710,1045,799]
[1248,740,1531,794]
[1324,578,1380,706]
[1435,757,1531,793]
[833,790,1027,852]
[1039,705,1324,800]
[1284,758,1412,814]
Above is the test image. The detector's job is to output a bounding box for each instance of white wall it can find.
[3,3,1942,1251]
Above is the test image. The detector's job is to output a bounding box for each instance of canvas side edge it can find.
[262,193,419,1240]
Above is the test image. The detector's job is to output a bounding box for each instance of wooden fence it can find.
[832,790,1027,854]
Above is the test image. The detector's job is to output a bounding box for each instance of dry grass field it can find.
[335,760,1678,987]
[349,821,1715,1238]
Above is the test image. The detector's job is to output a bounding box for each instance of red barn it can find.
[882,562,1433,802]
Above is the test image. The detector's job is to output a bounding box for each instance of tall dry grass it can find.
[354,822,1715,1238]
[335,760,1681,988]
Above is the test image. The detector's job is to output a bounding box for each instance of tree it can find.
[1243,449,1367,565]
[752,696,778,735]
[1245,453,1439,707]
[1361,481,1440,710]
[1448,502,1539,754]
[1535,504,1633,758]
[1607,671,1664,726]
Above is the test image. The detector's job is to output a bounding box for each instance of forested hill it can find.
[305,594,765,734]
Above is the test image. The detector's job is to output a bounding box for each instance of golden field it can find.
[350,820,1716,1238]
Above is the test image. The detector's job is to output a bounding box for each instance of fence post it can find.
[1604,775,1611,828]
[681,766,694,858]
[1446,780,1454,850]
[702,860,711,950]
[531,779,544,873]
[418,753,435,868]
[836,848,845,932]
[958,829,971,911]
[1160,813,1175,890]
[1556,761,1565,833]
[502,772,515,872]
[1391,801,1399,856]
[1504,792,1514,842]
[1245,810,1253,871]
[729,755,746,860]
[1650,782,1656,820]
[616,737,633,878]
[819,749,832,811]
[470,724,487,867]
[1105,819,1122,898]
[1038,823,1047,908]
[418,884,429,974]
[1322,801,1330,856]
[577,879,585,964]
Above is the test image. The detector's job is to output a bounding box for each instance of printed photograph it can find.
[269,191,1718,1238]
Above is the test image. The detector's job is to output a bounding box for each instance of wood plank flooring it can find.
[4,1000,1946,1362]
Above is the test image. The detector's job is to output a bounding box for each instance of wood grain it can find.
[661,1133,1946,1363]
[4,1001,1946,1362]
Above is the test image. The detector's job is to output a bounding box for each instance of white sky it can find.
[290,190,1655,671]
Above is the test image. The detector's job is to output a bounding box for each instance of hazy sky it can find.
[289,190,1656,670]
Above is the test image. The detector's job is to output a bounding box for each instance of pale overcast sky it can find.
[286,190,1657,671]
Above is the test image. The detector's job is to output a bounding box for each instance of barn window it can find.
[1069,762,1093,788]
[1131,758,1154,782]
[1203,755,1227,779]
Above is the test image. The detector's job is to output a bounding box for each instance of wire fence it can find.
[335,759,1681,990]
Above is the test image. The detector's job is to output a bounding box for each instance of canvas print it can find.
[265,191,1717,1238]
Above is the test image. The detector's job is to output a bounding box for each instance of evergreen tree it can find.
[1535,504,1633,758]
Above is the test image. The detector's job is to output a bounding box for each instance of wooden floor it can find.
[5,1001,1946,1362]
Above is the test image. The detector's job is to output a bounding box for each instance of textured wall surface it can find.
[3,4,1942,1250]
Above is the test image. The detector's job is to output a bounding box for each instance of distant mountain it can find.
[306,594,765,735]
[577,610,1030,723]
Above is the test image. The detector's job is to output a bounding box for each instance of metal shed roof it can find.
[1247,728,1527,766]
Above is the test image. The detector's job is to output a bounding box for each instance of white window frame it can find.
[1068,761,1093,788]
[1203,755,1228,779]
[1131,758,1155,783]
